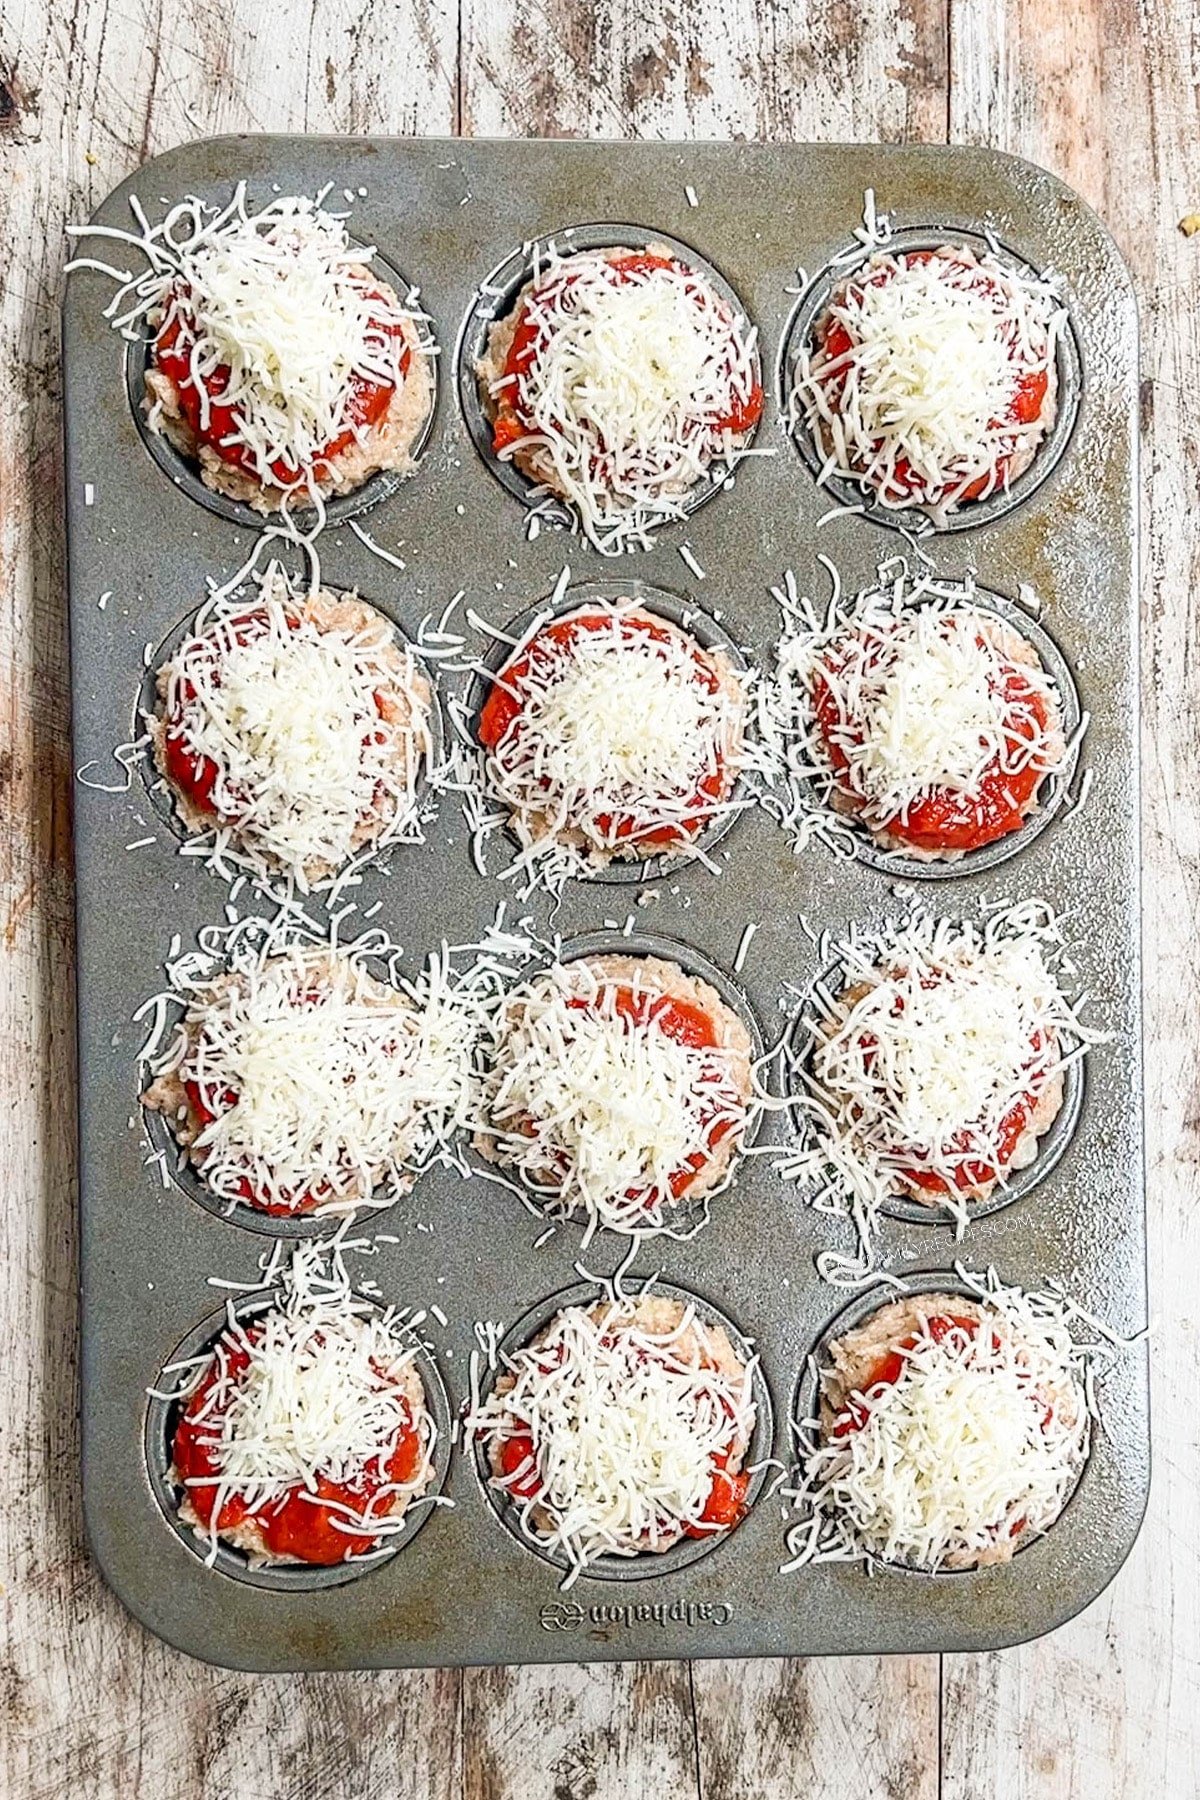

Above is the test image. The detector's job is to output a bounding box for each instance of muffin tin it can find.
[64,137,1146,1671]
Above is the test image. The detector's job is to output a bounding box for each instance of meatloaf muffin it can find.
[475,951,755,1237]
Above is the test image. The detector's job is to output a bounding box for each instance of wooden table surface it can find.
[1,3,1194,1795]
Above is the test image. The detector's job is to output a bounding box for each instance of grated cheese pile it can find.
[68,184,425,503]
[171,1239,435,1565]
[145,930,484,1217]
[488,247,761,552]
[787,904,1104,1262]
[157,565,432,889]
[482,603,743,874]
[764,568,1067,842]
[784,1275,1090,1571]
[479,959,750,1239]
[470,1296,756,1580]
[792,244,1064,515]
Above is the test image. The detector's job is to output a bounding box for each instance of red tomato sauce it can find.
[812,631,1052,854]
[491,252,764,454]
[173,1328,421,1565]
[163,723,220,816]
[681,1445,751,1537]
[817,249,1050,503]
[154,285,410,486]
[478,611,727,848]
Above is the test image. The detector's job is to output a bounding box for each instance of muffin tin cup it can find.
[468,926,769,1247]
[455,222,764,538]
[134,582,447,882]
[790,1267,1091,1577]
[472,1276,775,1583]
[778,226,1084,535]
[144,1286,454,1590]
[464,576,754,887]
[124,247,439,532]
[786,956,1087,1229]
[803,587,1086,884]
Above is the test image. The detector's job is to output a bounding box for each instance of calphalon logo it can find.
[539,1599,734,1632]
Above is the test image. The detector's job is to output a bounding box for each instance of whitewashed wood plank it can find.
[944,1,1198,1796]
[0,3,460,1797]
[691,1655,939,1800]
[463,1660,697,1800]
[461,0,948,143]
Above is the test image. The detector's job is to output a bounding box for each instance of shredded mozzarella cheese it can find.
[784,1274,1091,1572]
[791,243,1064,517]
[143,928,486,1217]
[469,1295,756,1581]
[481,602,744,884]
[156,564,432,889]
[485,247,761,552]
[761,565,1069,848]
[477,957,751,1240]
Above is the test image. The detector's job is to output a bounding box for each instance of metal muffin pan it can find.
[64,137,1145,1671]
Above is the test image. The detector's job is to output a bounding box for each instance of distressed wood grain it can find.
[1,0,1195,1795]
[942,1,1198,1796]
[463,1660,697,1800]
[461,0,948,143]
[691,1654,939,1800]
